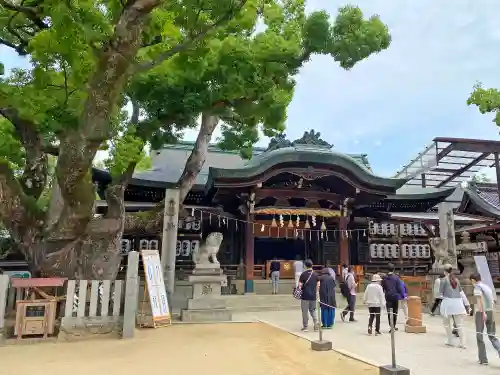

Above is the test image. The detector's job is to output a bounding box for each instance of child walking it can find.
[364,274,385,335]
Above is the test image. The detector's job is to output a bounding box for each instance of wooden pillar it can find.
[339,216,349,266]
[245,212,255,293]
[495,152,500,203]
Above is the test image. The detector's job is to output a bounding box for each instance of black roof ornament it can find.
[265,130,333,151]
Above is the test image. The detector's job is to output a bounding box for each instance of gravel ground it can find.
[0,323,377,375]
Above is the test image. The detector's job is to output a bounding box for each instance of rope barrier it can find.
[214,297,499,339]
[191,208,438,237]
[316,299,499,339]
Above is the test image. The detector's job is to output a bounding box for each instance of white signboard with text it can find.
[141,250,170,321]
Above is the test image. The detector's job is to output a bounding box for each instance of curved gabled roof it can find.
[461,183,500,219]
[208,145,408,190]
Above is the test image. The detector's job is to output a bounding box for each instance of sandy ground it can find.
[0,323,376,375]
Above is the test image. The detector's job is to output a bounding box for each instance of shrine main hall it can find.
[90,133,500,294]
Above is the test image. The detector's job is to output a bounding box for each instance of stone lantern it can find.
[456,231,487,310]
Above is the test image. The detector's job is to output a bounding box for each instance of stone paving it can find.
[233,307,500,375]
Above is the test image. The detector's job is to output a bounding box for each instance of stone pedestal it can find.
[404,296,426,334]
[311,340,332,351]
[181,265,232,322]
[379,365,410,375]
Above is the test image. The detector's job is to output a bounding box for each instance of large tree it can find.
[0,0,391,279]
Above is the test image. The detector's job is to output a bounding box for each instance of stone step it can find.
[221,293,364,312]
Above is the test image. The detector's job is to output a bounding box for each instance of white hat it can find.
[372,274,382,282]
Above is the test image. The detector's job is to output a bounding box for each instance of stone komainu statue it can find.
[429,237,451,269]
[192,232,223,265]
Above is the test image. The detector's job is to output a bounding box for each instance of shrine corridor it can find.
[0,323,376,375]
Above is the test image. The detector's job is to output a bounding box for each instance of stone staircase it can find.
[222,294,299,312]
[220,293,365,313]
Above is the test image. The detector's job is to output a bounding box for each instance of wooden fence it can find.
[0,251,140,340]
[61,279,126,330]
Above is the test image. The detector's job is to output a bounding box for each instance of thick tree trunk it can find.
[123,112,220,232]
[177,112,220,202]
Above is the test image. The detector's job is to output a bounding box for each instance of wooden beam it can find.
[255,188,340,201]
[436,153,491,187]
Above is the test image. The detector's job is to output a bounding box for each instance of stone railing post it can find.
[122,251,140,339]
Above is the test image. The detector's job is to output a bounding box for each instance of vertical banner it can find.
[141,250,170,320]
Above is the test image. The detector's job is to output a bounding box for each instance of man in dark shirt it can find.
[381,263,403,332]
[298,259,319,331]
[269,257,281,294]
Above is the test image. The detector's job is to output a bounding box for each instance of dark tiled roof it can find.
[133,142,374,186]
[461,182,500,219]
[474,183,500,210]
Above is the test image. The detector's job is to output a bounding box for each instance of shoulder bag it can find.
[293,270,313,300]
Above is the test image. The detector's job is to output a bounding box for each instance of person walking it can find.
[430,274,444,316]
[298,259,319,332]
[270,257,280,294]
[398,277,408,322]
[340,267,357,322]
[341,264,348,280]
[439,264,467,349]
[470,273,500,365]
[324,262,336,279]
[319,267,336,329]
[381,263,403,332]
[364,274,385,335]
[293,256,304,287]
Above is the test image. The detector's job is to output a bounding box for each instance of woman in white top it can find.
[293,256,304,287]
[439,264,467,348]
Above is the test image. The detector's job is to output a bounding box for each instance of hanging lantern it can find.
[321,221,327,231]
[288,218,293,228]
[311,215,317,227]
[304,219,311,229]
[271,217,277,227]
[296,216,300,227]
[279,215,284,227]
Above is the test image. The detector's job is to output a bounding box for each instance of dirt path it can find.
[0,323,376,375]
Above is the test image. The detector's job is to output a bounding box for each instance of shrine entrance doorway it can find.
[254,237,305,264]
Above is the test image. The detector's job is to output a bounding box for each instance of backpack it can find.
[340,274,351,298]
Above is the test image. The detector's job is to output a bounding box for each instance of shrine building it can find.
[90,132,498,293]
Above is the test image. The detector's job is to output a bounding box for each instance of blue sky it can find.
[3,0,500,178]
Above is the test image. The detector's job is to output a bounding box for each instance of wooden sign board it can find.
[140,250,171,327]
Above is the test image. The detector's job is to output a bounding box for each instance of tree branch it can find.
[0,106,48,199]
[105,98,140,219]
[0,0,49,30]
[135,0,248,73]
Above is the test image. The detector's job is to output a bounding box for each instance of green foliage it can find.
[467,82,500,126]
[0,118,24,170]
[136,153,152,171]
[132,4,391,158]
[105,129,146,179]
[0,0,391,234]
[470,172,491,184]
